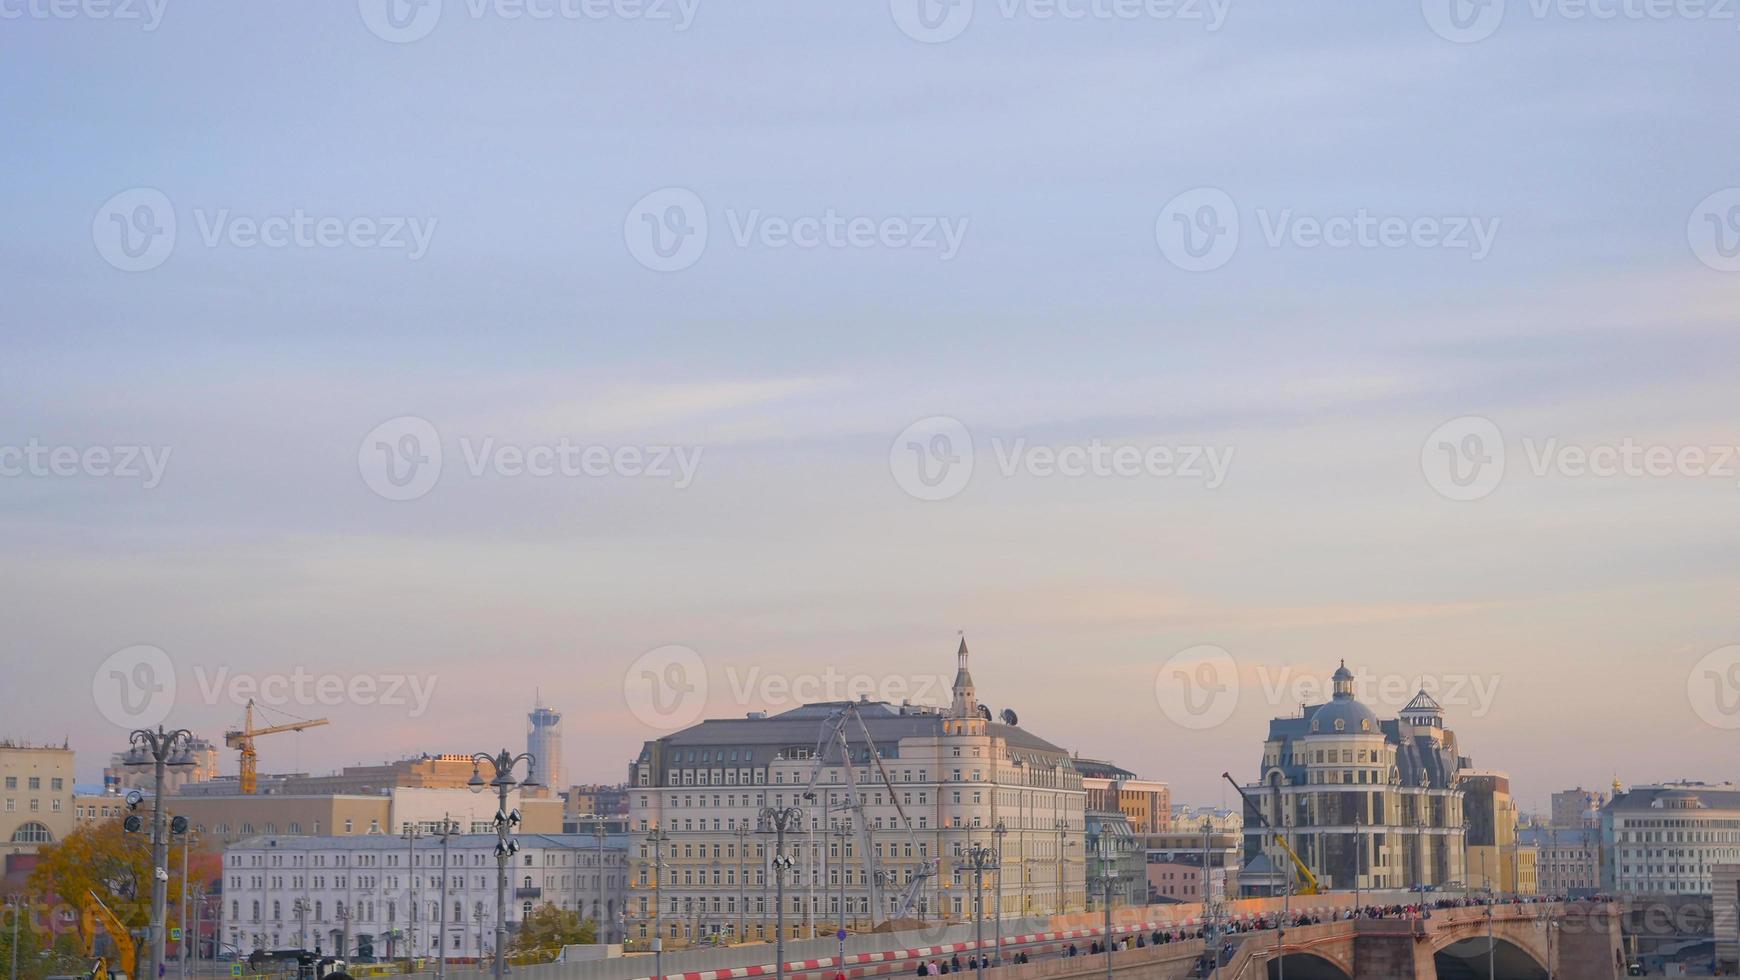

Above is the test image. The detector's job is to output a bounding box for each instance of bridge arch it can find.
[1266,952,1352,979]
[1433,935,1548,979]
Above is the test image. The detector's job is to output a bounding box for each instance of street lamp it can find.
[402,824,423,960]
[7,894,27,980]
[433,815,460,980]
[645,827,669,980]
[1088,834,1116,980]
[965,840,998,980]
[293,899,311,951]
[759,807,803,980]
[125,726,195,980]
[991,822,1007,967]
[470,749,540,980]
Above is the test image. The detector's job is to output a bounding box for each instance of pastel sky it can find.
[4,0,1739,813]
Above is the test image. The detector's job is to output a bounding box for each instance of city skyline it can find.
[31,646,1717,815]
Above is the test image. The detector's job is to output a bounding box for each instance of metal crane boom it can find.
[801,703,936,928]
[224,699,329,794]
[1220,771,1321,895]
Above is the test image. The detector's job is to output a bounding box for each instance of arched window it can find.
[10,822,53,844]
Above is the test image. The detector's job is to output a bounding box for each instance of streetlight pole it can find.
[831,821,848,959]
[127,726,194,980]
[991,823,1006,967]
[735,825,750,942]
[595,822,608,943]
[435,815,459,980]
[646,828,668,980]
[180,831,195,980]
[1353,815,1362,917]
[966,840,997,980]
[469,749,541,980]
[759,807,803,980]
[8,894,24,980]
[402,825,423,961]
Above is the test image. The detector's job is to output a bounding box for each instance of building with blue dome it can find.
[1236,662,1471,895]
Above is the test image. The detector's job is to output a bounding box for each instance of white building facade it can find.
[221,832,629,959]
[627,640,1087,946]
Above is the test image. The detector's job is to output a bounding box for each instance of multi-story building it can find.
[528,700,564,796]
[1084,809,1144,909]
[158,787,563,845]
[1077,759,1171,834]
[1143,829,1239,904]
[1602,781,1740,896]
[564,784,630,820]
[1236,665,1469,893]
[1172,805,1241,834]
[1519,822,1602,896]
[627,639,1087,945]
[1714,864,1740,973]
[0,741,76,857]
[1463,770,1534,894]
[220,831,629,958]
[1551,787,1608,829]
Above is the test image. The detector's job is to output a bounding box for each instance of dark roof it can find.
[639,699,1074,782]
[1074,758,1138,780]
[1608,784,1740,811]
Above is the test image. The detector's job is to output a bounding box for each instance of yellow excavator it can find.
[1221,772,1321,896]
[79,891,137,980]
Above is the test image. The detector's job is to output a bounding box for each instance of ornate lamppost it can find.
[469,750,540,980]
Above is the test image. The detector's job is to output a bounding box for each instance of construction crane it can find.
[1221,772,1321,896]
[800,703,936,927]
[79,890,137,980]
[225,699,329,794]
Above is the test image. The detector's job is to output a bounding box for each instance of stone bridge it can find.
[976,901,1623,980]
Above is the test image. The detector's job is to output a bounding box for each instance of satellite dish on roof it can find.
[977,704,992,721]
[1001,708,1019,727]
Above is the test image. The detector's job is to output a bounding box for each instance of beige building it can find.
[0,741,76,856]
[1463,770,1535,894]
[1077,760,1171,834]
[628,639,1087,945]
[1238,669,1469,894]
[152,788,562,845]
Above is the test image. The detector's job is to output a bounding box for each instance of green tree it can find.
[507,903,596,962]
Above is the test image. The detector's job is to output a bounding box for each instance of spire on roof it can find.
[951,632,978,719]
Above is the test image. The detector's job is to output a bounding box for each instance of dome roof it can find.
[1309,697,1381,734]
[1309,660,1381,734]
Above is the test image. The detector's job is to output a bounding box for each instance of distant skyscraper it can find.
[527,695,563,790]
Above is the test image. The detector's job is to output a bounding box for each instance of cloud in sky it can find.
[4,3,1740,808]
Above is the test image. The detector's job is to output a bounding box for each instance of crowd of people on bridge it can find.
[907,893,1599,975]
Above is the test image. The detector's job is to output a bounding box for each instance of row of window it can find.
[2,777,63,791]
[2,797,62,813]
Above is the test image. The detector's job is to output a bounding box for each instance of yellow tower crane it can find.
[224,699,328,794]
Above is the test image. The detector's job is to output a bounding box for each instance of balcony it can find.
[514,887,542,899]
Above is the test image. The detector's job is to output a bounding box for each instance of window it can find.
[10,822,53,844]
